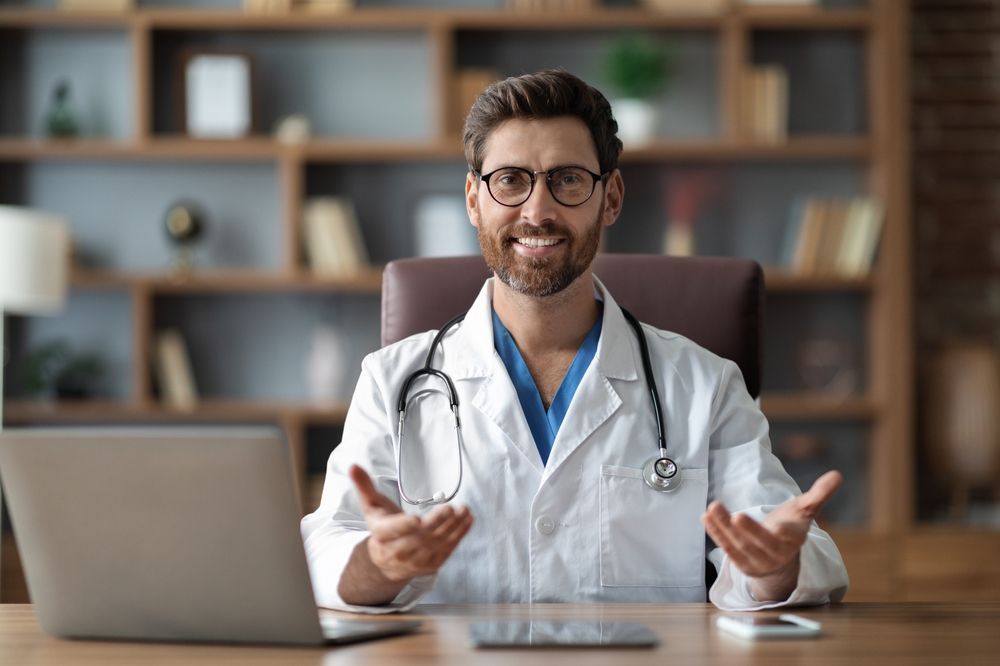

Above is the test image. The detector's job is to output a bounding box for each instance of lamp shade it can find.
[0,205,70,314]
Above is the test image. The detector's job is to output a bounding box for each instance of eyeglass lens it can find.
[486,167,598,207]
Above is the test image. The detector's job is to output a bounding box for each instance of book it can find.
[155,329,198,410]
[745,65,788,143]
[815,198,849,276]
[302,197,369,277]
[837,197,884,276]
[454,68,499,134]
[790,198,826,275]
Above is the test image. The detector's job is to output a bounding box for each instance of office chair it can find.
[381,253,763,398]
[380,253,764,596]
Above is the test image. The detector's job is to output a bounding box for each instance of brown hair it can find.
[462,69,622,175]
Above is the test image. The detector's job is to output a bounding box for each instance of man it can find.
[301,69,848,612]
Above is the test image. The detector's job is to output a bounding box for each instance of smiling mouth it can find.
[514,237,564,248]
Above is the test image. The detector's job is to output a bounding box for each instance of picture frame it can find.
[178,50,256,139]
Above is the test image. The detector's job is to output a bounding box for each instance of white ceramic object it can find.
[613,98,658,147]
[414,195,479,258]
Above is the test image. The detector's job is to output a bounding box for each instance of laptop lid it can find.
[0,427,328,645]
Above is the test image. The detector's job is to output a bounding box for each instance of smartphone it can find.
[715,614,822,640]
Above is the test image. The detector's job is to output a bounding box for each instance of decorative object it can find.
[46,80,80,138]
[796,337,859,396]
[304,325,348,405]
[21,340,103,400]
[163,201,206,274]
[923,343,1000,520]
[180,51,255,139]
[154,329,198,410]
[603,34,673,147]
[413,195,479,258]
[0,205,70,427]
[661,171,719,257]
[0,205,69,597]
[274,114,311,144]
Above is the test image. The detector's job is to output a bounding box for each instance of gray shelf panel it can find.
[151,29,435,139]
[153,292,380,402]
[6,289,134,400]
[14,161,282,271]
[455,29,720,140]
[0,28,132,139]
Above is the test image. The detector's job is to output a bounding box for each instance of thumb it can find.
[349,464,400,517]
[797,470,844,518]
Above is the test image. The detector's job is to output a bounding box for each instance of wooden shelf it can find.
[761,392,878,421]
[0,137,869,163]
[70,268,384,294]
[764,269,874,292]
[0,7,872,31]
[3,399,349,425]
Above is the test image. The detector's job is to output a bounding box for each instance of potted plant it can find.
[603,34,673,146]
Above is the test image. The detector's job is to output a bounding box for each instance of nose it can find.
[518,175,559,225]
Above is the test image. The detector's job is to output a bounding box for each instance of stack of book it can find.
[780,197,884,277]
[743,65,788,143]
[290,0,353,12]
[506,0,595,11]
[301,196,370,278]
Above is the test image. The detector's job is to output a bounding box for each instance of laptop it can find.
[0,426,421,646]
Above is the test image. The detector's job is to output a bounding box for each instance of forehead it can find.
[481,117,600,172]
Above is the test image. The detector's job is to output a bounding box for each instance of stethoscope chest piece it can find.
[642,449,682,493]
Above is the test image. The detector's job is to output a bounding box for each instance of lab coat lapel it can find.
[543,280,639,478]
[447,279,545,473]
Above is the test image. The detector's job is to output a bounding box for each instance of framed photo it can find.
[178,50,255,139]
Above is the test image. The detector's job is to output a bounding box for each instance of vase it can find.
[612,99,658,147]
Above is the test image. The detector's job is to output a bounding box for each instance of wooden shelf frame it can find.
[0,0,917,600]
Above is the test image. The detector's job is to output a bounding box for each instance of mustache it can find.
[503,222,569,239]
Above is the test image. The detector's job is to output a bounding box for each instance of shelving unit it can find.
[0,0,952,602]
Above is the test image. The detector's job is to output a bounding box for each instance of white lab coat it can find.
[301,277,849,613]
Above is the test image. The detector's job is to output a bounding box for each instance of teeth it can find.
[516,238,561,248]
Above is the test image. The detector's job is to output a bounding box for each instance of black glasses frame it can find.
[475,166,609,208]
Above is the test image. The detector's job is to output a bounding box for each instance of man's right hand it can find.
[349,464,474,583]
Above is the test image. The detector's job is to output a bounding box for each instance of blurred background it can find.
[1,0,998,602]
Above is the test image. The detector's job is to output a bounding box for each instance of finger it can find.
[429,512,474,568]
[429,505,470,540]
[733,512,800,551]
[369,512,422,541]
[703,516,756,573]
[797,470,844,517]
[349,465,400,516]
[710,512,775,573]
[730,513,797,570]
[420,504,456,532]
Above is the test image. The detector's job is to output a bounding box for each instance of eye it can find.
[554,169,587,186]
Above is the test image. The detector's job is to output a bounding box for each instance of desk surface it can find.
[1,602,998,665]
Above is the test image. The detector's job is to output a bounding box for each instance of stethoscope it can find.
[395,306,682,506]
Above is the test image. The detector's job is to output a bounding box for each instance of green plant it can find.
[20,340,103,399]
[603,34,673,100]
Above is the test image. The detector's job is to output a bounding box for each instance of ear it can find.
[600,169,624,228]
[465,172,481,228]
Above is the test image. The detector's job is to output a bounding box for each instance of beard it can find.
[478,211,603,298]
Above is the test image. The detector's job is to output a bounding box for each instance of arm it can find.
[701,362,849,609]
[300,355,472,612]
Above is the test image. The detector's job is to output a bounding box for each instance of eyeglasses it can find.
[475,166,609,208]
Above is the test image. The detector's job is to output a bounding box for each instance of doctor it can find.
[301,69,849,612]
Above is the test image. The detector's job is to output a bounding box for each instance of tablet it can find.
[468,621,659,648]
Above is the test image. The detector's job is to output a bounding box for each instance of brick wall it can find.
[912,0,1000,516]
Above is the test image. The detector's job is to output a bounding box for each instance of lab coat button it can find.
[535,515,556,535]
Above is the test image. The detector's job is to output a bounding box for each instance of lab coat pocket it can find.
[599,465,708,588]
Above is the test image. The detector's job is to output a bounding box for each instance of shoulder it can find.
[637,321,742,390]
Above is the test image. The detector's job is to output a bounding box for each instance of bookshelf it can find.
[1,0,962,602]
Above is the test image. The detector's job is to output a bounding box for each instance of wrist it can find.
[750,554,800,602]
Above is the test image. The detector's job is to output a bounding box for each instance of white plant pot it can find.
[613,98,658,147]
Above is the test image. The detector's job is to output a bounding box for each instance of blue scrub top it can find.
[491,304,603,465]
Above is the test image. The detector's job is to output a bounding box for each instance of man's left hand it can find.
[701,470,844,601]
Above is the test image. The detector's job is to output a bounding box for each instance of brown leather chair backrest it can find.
[381,254,763,398]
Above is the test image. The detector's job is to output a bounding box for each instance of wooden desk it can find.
[0,602,998,665]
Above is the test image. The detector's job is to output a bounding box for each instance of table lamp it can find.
[0,204,70,601]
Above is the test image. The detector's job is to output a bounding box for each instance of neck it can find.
[492,271,600,356]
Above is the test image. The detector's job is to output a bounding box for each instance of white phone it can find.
[716,614,822,640]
